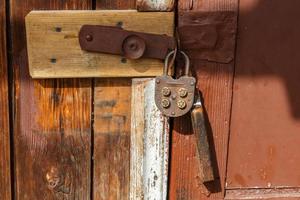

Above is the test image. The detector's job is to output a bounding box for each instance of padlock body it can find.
[155,75,196,117]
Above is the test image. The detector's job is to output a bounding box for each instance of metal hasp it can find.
[79,25,175,60]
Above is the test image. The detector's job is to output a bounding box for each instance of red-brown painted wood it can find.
[0,0,12,199]
[169,0,238,199]
[227,0,300,189]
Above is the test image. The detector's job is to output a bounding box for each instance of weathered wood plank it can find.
[11,0,92,199]
[92,1,169,199]
[25,10,174,78]
[93,78,131,200]
[130,78,169,200]
[0,0,12,199]
[137,0,175,11]
[169,0,238,199]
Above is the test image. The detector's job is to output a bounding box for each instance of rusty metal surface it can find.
[79,25,175,60]
[227,0,300,188]
[178,11,237,63]
[155,75,195,117]
[155,51,195,117]
[191,98,214,183]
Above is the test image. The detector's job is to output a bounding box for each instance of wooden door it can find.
[1,0,300,199]
[226,0,300,199]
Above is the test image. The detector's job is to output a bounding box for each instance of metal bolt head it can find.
[122,35,146,59]
[177,100,186,109]
[86,34,93,41]
[162,87,171,97]
[178,88,188,98]
[161,99,170,108]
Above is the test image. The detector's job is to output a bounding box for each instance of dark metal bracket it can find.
[79,25,176,60]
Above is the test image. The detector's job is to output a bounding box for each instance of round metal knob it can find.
[162,87,171,97]
[178,88,188,98]
[161,99,170,108]
[122,35,146,59]
[177,100,186,109]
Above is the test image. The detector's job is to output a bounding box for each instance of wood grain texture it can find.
[96,0,136,10]
[169,0,238,199]
[25,10,174,78]
[0,0,12,199]
[137,0,175,11]
[11,0,92,199]
[93,78,131,200]
[92,1,135,199]
[130,79,169,200]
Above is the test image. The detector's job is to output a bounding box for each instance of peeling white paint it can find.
[130,78,169,200]
[137,0,175,11]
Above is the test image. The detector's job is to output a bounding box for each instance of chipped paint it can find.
[130,78,169,200]
[137,0,175,11]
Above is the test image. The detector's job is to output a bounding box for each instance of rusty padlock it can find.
[155,50,196,117]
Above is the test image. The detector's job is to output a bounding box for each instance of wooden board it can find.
[137,0,175,11]
[226,0,300,190]
[25,10,174,78]
[92,1,170,199]
[130,78,169,200]
[226,188,300,200]
[169,0,238,199]
[11,0,92,199]
[0,0,12,199]
[93,78,131,200]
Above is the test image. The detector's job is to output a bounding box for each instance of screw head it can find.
[177,100,186,109]
[161,99,170,108]
[121,57,127,63]
[116,21,123,27]
[156,79,160,84]
[178,88,188,98]
[162,87,171,96]
[171,94,177,100]
[86,34,93,41]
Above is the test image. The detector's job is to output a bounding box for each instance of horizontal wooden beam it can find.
[25,10,174,78]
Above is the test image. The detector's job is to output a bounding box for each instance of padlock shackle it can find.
[164,50,190,76]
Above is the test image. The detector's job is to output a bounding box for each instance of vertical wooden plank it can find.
[0,0,12,199]
[11,0,92,199]
[93,78,131,200]
[93,1,136,200]
[130,78,169,200]
[169,0,238,199]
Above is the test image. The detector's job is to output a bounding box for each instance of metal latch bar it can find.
[79,25,176,60]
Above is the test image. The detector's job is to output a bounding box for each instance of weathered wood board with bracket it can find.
[25,10,174,78]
